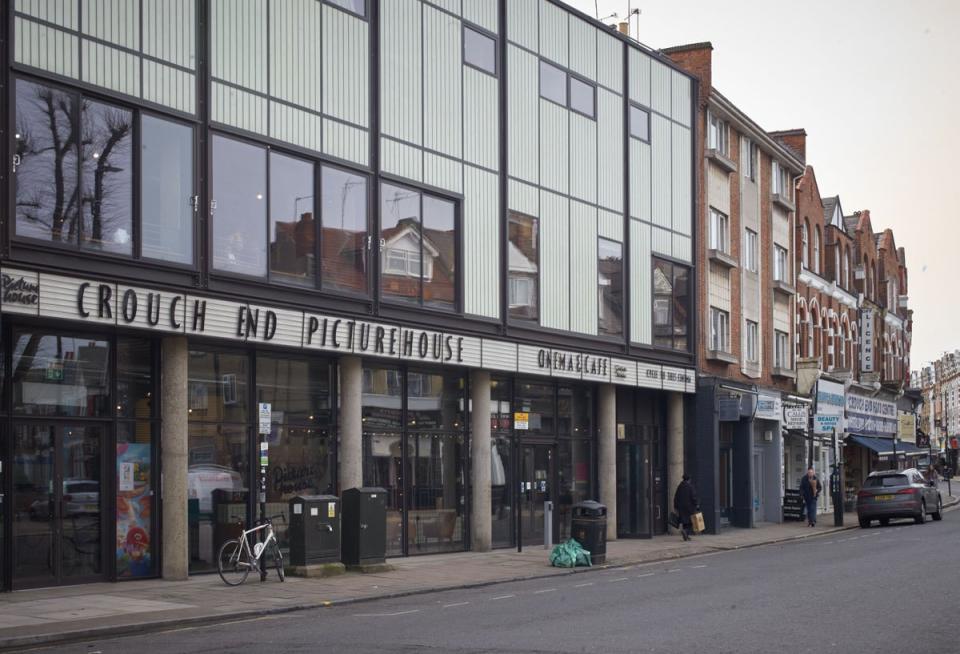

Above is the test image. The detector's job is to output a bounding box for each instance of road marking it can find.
[532,588,557,594]
[823,541,834,544]
[609,577,629,583]
[690,565,707,569]
[353,609,420,617]
[636,572,655,578]
[490,594,515,601]
[574,582,594,587]
[442,602,470,608]
[667,569,681,573]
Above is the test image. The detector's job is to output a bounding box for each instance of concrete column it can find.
[161,336,189,580]
[597,384,617,540]
[667,392,685,534]
[470,370,492,551]
[339,355,363,492]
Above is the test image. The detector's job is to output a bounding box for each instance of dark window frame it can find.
[651,257,691,353]
[628,102,650,142]
[323,0,368,20]
[209,130,374,299]
[11,74,198,271]
[506,210,540,324]
[462,22,498,77]
[378,179,462,314]
[567,72,596,121]
[597,236,623,337]
[538,59,568,108]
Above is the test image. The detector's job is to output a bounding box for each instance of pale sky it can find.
[563,0,960,372]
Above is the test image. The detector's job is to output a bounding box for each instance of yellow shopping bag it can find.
[691,512,705,534]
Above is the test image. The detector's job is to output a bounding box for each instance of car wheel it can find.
[932,496,943,521]
[858,517,870,529]
[879,518,890,527]
[915,501,926,524]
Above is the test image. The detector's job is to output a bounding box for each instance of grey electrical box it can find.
[288,495,340,566]
[341,487,386,566]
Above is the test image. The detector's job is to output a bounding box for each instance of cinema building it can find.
[0,0,696,589]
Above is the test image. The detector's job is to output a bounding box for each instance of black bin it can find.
[342,487,387,566]
[288,495,340,566]
[570,500,607,565]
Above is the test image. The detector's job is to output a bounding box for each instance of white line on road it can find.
[353,609,420,617]
[609,577,629,583]
[667,569,681,573]
[636,573,655,578]
[442,602,470,608]
[574,582,594,587]
[533,588,557,594]
[490,594,515,601]
[690,565,708,569]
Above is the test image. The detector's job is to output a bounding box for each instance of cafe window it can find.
[14,78,195,263]
[508,211,539,321]
[652,258,690,351]
[597,238,623,337]
[515,381,555,436]
[211,134,371,292]
[380,183,457,310]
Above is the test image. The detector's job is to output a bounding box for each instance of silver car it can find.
[856,468,942,528]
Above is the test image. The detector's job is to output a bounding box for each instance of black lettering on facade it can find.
[346,321,356,349]
[121,288,137,323]
[331,320,341,348]
[263,310,276,340]
[457,337,464,363]
[375,326,386,354]
[146,293,161,326]
[2,274,39,306]
[170,296,182,329]
[192,299,207,331]
[77,282,91,317]
[444,335,453,361]
[98,284,113,319]
[402,330,414,357]
[358,323,371,351]
[418,332,428,358]
[389,328,398,355]
[431,333,442,360]
[306,316,319,344]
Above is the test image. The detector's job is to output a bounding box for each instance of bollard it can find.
[544,501,553,550]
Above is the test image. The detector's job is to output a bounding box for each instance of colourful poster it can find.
[116,443,153,578]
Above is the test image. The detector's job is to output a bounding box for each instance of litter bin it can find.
[342,487,387,567]
[288,495,340,567]
[570,500,607,565]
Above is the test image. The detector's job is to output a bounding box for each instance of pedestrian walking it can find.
[673,474,699,541]
[800,466,821,527]
[927,465,940,484]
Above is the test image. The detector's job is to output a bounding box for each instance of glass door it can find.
[13,423,105,588]
[615,438,652,538]
[518,443,553,547]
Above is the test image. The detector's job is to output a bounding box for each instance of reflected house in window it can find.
[381,218,455,305]
[652,263,673,344]
[270,209,316,282]
[508,243,538,320]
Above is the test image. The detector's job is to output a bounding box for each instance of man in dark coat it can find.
[799,466,821,527]
[673,474,699,541]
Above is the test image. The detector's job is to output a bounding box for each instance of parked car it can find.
[857,468,942,528]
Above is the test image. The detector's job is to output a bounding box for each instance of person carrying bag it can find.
[673,474,700,541]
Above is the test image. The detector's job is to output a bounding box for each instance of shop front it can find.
[0,267,695,586]
[752,392,785,525]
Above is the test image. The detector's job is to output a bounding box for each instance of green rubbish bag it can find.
[549,538,592,568]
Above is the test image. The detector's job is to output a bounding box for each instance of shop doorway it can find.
[616,439,651,538]
[753,450,764,522]
[518,443,554,547]
[12,423,106,588]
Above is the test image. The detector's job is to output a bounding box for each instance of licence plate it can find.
[874,495,894,501]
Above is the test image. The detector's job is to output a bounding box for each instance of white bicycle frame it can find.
[231,521,278,571]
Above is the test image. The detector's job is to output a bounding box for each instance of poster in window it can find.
[116,443,153,578]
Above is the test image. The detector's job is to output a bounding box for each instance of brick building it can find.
[664,43,803,532]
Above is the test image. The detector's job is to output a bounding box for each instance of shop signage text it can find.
[755,394,782,421]
[2,273,39,307]
[783,405,809,431]
[814,379,845,434]
[860,309,875,373]
[845,393,897,437]
[897,412,917,443]
[536,349,608,377]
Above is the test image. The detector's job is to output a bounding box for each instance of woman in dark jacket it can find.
[673,474,699,541]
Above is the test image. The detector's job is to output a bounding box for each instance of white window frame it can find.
[774,245,789,282]
[744,228,758,272]
[745,320,759,363]
[772,160,790,198]
[708,112,729,156]
[710,307,730,353]
[709,208,729,253]
[775,330,790,368]
[813,229,821,274]
[801,222,809,269]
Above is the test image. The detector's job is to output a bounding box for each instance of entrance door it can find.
[518,444,553,547]
[615,439,652,538]
[12,424,105,588]
[753,450,764,521]
[719,446,733,524]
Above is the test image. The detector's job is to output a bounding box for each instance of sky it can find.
[563,0,960,372]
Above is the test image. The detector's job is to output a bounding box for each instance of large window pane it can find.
[672,264,690,351]
[381,184,422,305]
[187,350,249,423]
[14,79,79,244]
[407,432,466,554]
[598,238,623,336]
[569,77,595,118]
[326,0,365,17]
[630,105,650,141]
[80,100,133,255]
[464,26,496,75]
[321,166,368,294]
[269,152,315,286]
[117,338,153,419]
[407,370,464,431]
[539,60,566,105]
[12,331,110,417]
[362,432,403,556]
[557,438,592,540]
[187,422,248,573]
[515,381,554,436]
[422,196,455,310]
[256,355,332,425]
[212,136,266,276]
[141,115,193,264]
[558,385,593,437]
[508,212,539,321]
[652,260,674,349]
[362,365,403,430]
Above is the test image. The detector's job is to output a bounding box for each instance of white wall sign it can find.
[755,393,783,421]
[258,403,272,435]
[783,405,808,431]
[0,267,695,393]
[860,308,874,373]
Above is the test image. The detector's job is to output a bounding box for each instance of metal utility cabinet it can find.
[288,495,341,567]
[341,487,387,566]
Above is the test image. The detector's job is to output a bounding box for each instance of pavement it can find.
[3,496,957,652]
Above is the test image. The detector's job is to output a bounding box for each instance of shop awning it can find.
[846,435,926,457]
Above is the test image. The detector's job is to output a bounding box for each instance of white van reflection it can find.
[29,479,100,519]
[187,464,243,514]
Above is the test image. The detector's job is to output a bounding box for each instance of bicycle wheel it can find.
[217,539,250,586]
[272,542,285,582]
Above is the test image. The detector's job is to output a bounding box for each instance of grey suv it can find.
[856,468,942,528]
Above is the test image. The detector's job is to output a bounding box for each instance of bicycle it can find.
[217,513,286,586]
